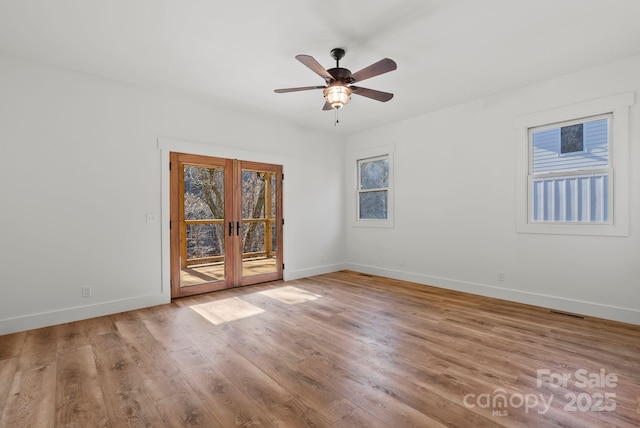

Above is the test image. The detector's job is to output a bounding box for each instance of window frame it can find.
[350,144,395,228]
[357,155,390,220]
[528,113,613,224]
[515,92,633,236]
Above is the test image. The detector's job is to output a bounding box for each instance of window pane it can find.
[532,117,608,173]
[359,191,388,219]
[360,158,389,190]
[531,173,608,222]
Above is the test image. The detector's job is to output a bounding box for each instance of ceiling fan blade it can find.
[351,86,394,102]
[322,101,333,111]
[350,58,397,83]
[274,85,325,93]
[295,54,334,81]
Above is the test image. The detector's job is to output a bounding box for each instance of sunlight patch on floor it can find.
[190,297,265,325]
[258,286,321,305]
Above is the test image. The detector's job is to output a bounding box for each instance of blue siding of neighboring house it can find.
[532,118,609,173]
[532,173,608,222]
[530,117,609,222]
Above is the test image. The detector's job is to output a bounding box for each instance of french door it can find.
[170,152,283,298]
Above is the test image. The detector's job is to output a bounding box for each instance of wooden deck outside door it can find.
[170,152,283,298]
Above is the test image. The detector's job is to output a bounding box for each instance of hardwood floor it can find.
[1,270,639,427]
[180,258,277,287]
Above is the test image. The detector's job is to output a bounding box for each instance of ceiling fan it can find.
[274,48,397,111]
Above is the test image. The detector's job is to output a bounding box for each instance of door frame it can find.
[169,151,283,298]
[158,138,288,303]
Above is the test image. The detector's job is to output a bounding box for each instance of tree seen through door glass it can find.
[242,171,266,254]
[242,170,277,277]
[183,165,225,260]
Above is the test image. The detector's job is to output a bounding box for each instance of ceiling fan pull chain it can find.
[334,108,339,126]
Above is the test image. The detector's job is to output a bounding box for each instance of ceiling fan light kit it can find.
[324,84,352,109]
[274,47,397,119]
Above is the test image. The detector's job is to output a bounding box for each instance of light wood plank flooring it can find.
[1,271,639,427]
[180,258,277,287]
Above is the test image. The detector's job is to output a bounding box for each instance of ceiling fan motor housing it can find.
[327,67,353,84]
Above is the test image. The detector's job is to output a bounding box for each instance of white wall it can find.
[0,54,345,334]
[345,54,640,325]
[2,51,638,335]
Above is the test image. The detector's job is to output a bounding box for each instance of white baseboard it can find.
[0,263,346,335]
[284,263,348,281]
[0,293,168,335]
[6,263,637,335]
[344,263,640,326]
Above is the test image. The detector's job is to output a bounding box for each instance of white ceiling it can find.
[1,0,640,134]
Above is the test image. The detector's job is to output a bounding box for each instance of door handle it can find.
[228,221,233,236]
[236,221,241,236]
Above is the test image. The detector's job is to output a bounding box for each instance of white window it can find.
[358,155,389,220]
[350,145,394,227]
[515,93,633,236]
[529,114,611,223]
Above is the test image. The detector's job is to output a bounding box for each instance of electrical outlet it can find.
[82,286,92,297]
[498,271,505,281]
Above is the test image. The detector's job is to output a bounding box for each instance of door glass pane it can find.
[242,170,277,277]
[270,174,277,256]
[271,174,277,218]
[181,165,225,287]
